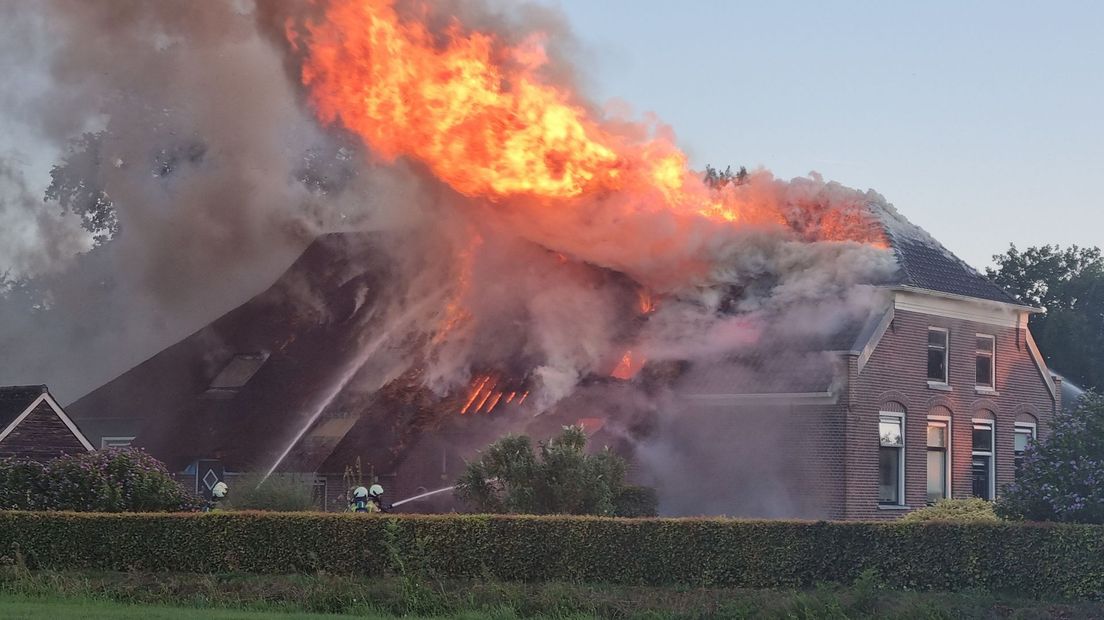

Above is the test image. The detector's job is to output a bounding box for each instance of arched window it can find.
[927,405,952,503]
[1014,412,1039,475]
[879,402,906,506]
[972,410,996,500]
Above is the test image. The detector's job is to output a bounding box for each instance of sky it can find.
[542,0,1104,268]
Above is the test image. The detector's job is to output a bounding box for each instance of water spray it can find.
[391,485,456,507]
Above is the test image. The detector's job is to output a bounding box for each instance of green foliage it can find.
[222,474,317,512]
[0,449,197,513]
[996,392,1104,524]
[454,426,639,516]
[44,132,118,245]
[987,244,1104,391]
[900,499,998,523]
[0,513,1102,599]
[613,486,658,518]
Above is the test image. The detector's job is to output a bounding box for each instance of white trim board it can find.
[0,392,95,452]
[683,391,838,406]
[894,288,1024,328]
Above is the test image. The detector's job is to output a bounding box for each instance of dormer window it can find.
[927,328,949,383]
[976,335,995,389]
[206,352,269,397]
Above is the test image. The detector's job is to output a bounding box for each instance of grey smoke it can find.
[1,0,904,517]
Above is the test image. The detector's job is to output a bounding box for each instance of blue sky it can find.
[542,0,1104,267]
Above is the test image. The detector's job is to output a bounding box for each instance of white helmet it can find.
[212,481,228,499]
[369,484,384,497]
[353,486,369,500]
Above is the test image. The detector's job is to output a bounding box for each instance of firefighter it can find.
[205,481,229,512]
[368,484,389,513]
[350,485,370,512]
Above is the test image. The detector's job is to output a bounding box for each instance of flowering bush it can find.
[0,449,198,512]
[996,392,1104,524]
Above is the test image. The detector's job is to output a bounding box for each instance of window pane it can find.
[972,426,993,451]
[929,330,947,347]
[976,336,994,354]
[927,450,947,503]
[880,418,903,446]
[879,447,900,504]
[1014,430,1030,452]
[928,349,947,382]
[972,455,991,500]
[927,423,946,448]
[976,356,993,385]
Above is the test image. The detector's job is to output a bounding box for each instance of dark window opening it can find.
[928,329,948,382]
[976,336,995,387]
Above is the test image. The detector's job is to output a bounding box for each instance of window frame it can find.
[971,419,996,500]
[927,327,950,385]
[975,333,996,389]
[878,411,906,506]
[926,417,951,504]
[1014,422,1037,476]
[100,436,136,449]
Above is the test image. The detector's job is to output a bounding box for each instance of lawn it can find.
[0,594,387,619]
[2,571,1103,619]
[0,594,558,620]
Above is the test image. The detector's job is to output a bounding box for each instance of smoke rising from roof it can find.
[3,0,904,516]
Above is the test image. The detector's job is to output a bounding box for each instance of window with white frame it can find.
[879,413,905,505]
[976,335,995,388]
[101,436,135,449]
[1014,423,1036,476]
[971,421,995,500]
[926,420,949,503]
[928,328,949,383]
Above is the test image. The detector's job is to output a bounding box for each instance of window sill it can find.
[927,381,953,392]
[877,504,912,510]
[975,387,999,396]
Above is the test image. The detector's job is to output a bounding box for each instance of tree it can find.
[44,132,118,246]
[703,164,748,189]
[996,392,1104,524]
[455,426,652,516]
[987,244,1104,391]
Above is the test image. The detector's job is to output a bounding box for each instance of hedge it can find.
[0,512,1101,599]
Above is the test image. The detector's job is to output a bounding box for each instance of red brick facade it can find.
[837,303,1056,520]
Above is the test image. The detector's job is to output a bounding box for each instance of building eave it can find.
[890,285,1041,314]
[683,391,838,406]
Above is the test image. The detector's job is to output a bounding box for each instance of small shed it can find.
[0,385,94,460]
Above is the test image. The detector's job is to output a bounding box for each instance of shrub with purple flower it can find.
[0,449,199,512]
[996,392,1104,523]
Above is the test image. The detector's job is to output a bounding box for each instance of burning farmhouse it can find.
[52,0,1056,519]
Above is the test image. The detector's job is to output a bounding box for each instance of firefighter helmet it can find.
[369,484,384,497]
[211,481,229,499]
[353,485,369,500]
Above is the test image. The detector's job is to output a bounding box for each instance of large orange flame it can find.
[295,0,776,225]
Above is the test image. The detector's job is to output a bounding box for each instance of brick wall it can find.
[0,401,89,461]
[842,307,1057,520]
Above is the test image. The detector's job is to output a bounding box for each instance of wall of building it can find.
[843,305,1056,520]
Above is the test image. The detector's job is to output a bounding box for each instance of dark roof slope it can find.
[868,200,1023,305]
[0,385,48,430]
[68,232,410,471]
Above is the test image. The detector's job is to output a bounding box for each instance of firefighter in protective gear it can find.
[204,481,229,512]
[368,484,388,513]
[350,485,371,512]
